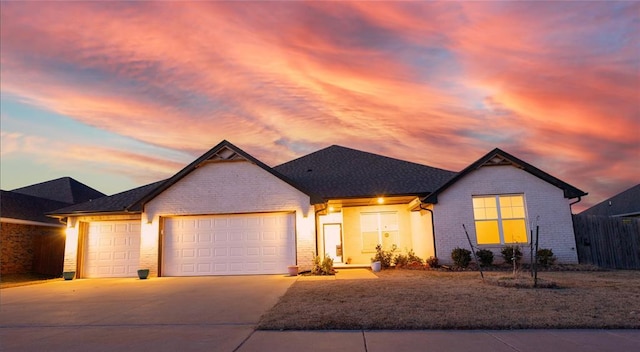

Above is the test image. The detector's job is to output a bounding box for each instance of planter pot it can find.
[287,265,299,276]
[137,269,150,280]
[371,261,382,272]
[62,271,75,280]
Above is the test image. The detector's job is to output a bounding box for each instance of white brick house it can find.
[51,141,586,278]
[424,151,584,264]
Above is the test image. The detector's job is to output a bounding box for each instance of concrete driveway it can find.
[0,275,296,352]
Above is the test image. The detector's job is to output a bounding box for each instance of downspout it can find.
[419,203,437,259]
[569,196,582,214]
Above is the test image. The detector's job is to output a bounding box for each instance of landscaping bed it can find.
[258,269,640,330]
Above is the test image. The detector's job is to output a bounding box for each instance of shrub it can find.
[426,256,439,268]
[407,249,423,265]
[394,253,409,267]
[501,245,523,264]
[475,249,494,267]
[451,247,472,268]
[372,244,397,269]
[394,249,423,268]
[537,248,556,267]
[311,254,335,275]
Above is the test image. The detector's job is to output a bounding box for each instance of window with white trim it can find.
[361,211,398,252]
[472,195,528,245]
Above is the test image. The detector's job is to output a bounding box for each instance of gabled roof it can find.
[580,183,640,217]
[128,140,322,209]
[11,177,105,204]
[49,181,165,216]
[274,145,456,199]
[1,190,71,225]
[422,148,587,204]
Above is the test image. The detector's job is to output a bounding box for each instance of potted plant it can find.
[137,269,150,280]
[287,265,299,276]
[62,271,75,280]
[371,260,382,272]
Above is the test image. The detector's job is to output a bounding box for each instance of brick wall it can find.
[433,165,579,264]
[145,160,315,273]
[1,222,64,275]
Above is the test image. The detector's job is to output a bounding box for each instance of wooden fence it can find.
[573,215,640,269]
[32,232,65,276]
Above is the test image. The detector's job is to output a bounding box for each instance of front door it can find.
[323,223,343,263]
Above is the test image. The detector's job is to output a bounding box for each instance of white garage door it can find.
[163,212,295,276]
[83,221,141,278]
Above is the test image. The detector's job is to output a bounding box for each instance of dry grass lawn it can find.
[258,269,640,330]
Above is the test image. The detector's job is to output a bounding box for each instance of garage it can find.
[163,212,296,276]
[83,221,141,278]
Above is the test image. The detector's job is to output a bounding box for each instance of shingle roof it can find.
[580,184,640,217]
[11,177,105,204]
[274,145,457,199]
[49,181,165,216]
[1,190,71,225]
[422,148,588,204]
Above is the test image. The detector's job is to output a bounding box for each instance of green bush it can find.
[501,245,523,264]
[537,248,556,267]
[311,254,335,275]
[394,249,423,268]
[475,249,494,267]
[407,249,423,265]
[372,244,397,269]
[393,253,408,267]
[426,256,439,268]
[451,247,472,268]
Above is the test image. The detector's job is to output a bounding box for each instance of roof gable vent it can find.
[480,154,522,168]
[207,146,248,162]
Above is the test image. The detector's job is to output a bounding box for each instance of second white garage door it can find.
[163,212,296,276]
[83,221,141,278]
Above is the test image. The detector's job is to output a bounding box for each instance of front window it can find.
[361,211,398,252]
[472,195,528,245]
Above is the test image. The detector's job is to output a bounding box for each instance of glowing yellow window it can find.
[472,195,528,245]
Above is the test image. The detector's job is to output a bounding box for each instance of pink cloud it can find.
[1,1,637,210]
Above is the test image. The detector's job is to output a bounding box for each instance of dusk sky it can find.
[1,1,638,212]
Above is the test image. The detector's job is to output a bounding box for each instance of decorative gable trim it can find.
[203,146,248,163]
[422,148,587,204]
[480,154,523,169]
[127,140,322,210]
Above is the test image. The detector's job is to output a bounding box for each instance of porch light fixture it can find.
[377,197,384,204]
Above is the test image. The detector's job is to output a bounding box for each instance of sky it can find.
[1,1,638,213]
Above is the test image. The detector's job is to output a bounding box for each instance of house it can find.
[1,177,105,276]
[49,141,586,278]
[579,184,640,218]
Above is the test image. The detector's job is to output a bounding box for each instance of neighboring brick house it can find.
[1,178,105,276]
[50,140,587,278]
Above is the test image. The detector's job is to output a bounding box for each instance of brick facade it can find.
[61,160,317,277]
[145,160,315,273]
[433,165,579,264]
[1,222,64,275]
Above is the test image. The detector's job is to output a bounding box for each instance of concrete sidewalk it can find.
[237,330,640,352]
